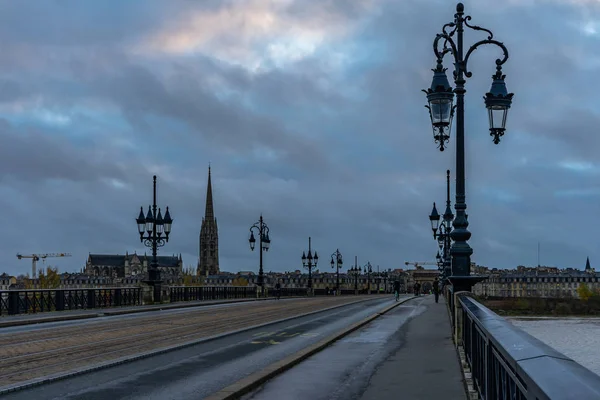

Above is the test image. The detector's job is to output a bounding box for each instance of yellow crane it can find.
[16,253,72,279]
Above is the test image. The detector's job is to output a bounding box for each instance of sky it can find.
[0,0,599,276]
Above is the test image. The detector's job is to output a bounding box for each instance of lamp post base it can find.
[447,275,488,293]
[142,280,163,304]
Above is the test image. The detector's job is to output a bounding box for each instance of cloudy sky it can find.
[0,0,599,276]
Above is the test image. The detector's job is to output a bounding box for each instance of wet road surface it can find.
[3,296,407,400]
[243,296,465,400]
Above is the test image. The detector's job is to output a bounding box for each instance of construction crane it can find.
[16,253,72,279]
[404,261,439,269]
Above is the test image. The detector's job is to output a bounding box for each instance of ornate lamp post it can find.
[330,249,343,295]
[424,2,513,293]
[135,175,173,304]
[429,170,454,284]
[301,237,318,292]
[364,262,372,294]
[381,270,390,293]
[249,215,270,293]
[349,265,361,292]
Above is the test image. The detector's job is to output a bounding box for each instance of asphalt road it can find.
[3,296,408,400]
[243,296,465,400]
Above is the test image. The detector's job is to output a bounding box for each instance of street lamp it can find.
[249,215,270,291]
[364,262,372,294]
[349,265,361,292]
[381,269,390,293]
[135,175,173,304]
[301,237,318,291]
[430,170,454,285]
[424,2,512,293]
[330,249,343,295]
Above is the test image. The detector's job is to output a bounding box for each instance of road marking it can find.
[251,339,281,345]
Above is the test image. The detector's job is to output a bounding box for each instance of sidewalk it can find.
[0,297,286,328]
[360,295,466,400]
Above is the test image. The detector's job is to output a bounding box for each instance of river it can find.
[509,317,600,376]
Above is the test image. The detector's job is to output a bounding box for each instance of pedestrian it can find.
[433,278,440,303]
[275,280,281,300]
[393,280,400,301]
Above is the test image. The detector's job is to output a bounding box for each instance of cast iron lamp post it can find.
[301,237,318,291]
[249,215,270,292]
[330,249,343,295]
[424,2,513,293]
[349,265,361,292]
[429,170,454,283]
[364,262,372,294]
[381,270,390,293]
[136,175,173,304]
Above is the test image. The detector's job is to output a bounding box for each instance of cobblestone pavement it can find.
[0,296,373,387]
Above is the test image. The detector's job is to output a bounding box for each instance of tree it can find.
[182,265,197,286]
[577,283,593,302]
[232,277,249,287]
[38,266,61,289]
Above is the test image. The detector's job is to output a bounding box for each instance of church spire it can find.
[205,165,214,220]
[586,256,592,271]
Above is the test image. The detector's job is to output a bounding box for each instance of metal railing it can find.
[0,288,141,316]
[459,295,600,399]
[169,286,258,302]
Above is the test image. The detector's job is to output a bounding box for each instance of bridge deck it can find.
[361,295,465,399]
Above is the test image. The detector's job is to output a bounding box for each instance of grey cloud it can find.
[2,0,600,275]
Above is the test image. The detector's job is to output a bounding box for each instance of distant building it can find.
[473,257,599,299]
[84,251,183,279]
[198,166,220,276]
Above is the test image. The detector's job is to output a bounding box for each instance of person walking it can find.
[433,278,440,303]
[393,280,401,301]
[275,280,281,300]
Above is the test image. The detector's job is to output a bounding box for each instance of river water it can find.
[509,317,600,376]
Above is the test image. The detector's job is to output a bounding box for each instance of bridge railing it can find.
[169,286,258,302]
[0,288,141,316]
[459,295,600,400]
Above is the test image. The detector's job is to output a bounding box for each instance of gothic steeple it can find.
[198,164,219,276]
[585,257,592,271]
[205,165,214,220]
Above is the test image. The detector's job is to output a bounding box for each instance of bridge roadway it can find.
[0,296,399,398]
[1,295,465,400]
[242,295,465,400]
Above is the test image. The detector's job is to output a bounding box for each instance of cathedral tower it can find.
[198,166,219,276]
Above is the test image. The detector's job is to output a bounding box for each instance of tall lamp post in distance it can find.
[364,262,372,294]
[429,171,454,285]
[330,249,343,295]
[249,215,271,295]
[301,237,318,294]
[424,2,513,293]
[136,175,173,304]
[349,264,361,293]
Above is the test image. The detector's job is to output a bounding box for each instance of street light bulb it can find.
[145,206,154,233]
[429,202,441,233]
[249,232,256,251]
[423,59,455,151]
[136,207,146,234]
[484,69,513,144]
[163,207,173,235]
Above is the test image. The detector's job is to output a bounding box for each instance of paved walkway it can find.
[360,295,465,400]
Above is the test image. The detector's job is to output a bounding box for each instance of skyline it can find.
[0,0,599,275]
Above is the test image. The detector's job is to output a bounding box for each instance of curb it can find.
[0,297,306,329]
[0,296,381,396]
[205,296,417,400]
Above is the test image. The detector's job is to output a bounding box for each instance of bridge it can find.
[1,287,600,399]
